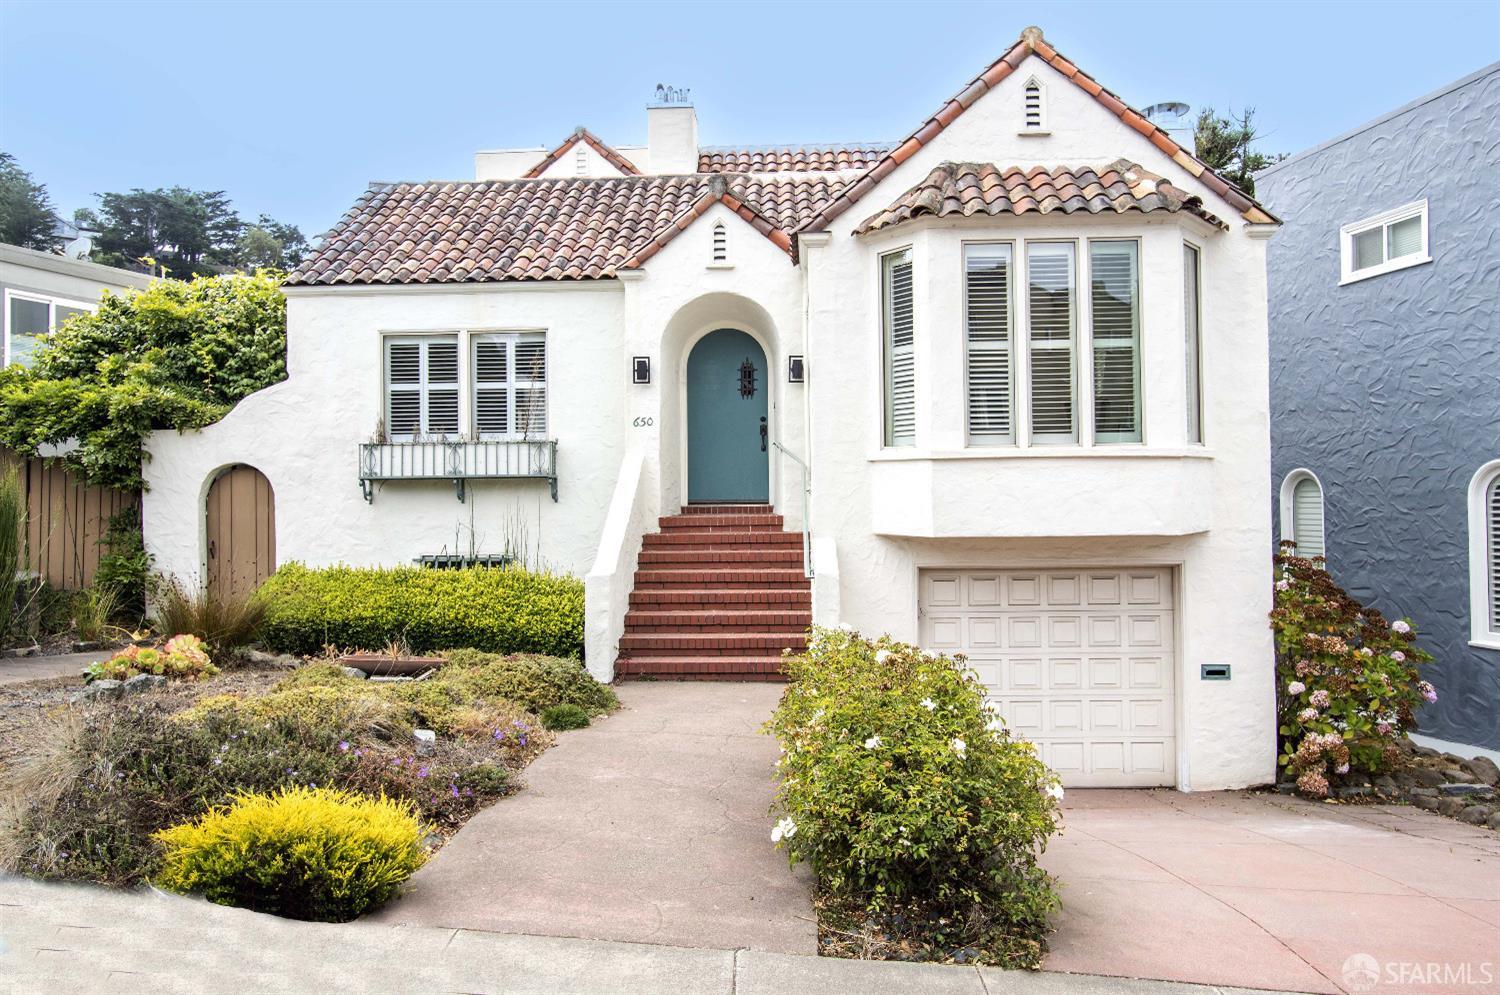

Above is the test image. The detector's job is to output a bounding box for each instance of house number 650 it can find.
[632,416,654,427]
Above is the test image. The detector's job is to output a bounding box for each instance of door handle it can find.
[759,417,767,453]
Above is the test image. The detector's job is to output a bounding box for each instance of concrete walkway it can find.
[0,875,1290,995]
[0,649,110,686]
[1044,789,1500,995]
[369,681,818,953]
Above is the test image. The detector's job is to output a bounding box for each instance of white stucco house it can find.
[143,27,1281,790]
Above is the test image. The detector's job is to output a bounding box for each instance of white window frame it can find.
[1339,198,1431,285]
[471,331,548,441]
[1279,468,1326,561]
[1184,241,1204,445]
[3,288,95,368]
[1024,240,1079,445]
[1468,459,1500,650]
[1019,75,1048,134]
[881,246,916,448]
[1087,237,1144,445]
[383,334,460,441]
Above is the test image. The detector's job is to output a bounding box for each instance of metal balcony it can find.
[358,440,558,503]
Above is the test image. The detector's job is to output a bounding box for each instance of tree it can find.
[1193,107,1285,198]
[0,151,63,252]
[235,214,309,270]
[76,187,245,276]
[0,272,287,488]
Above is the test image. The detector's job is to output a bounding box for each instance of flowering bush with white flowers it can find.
[1270,544,1435,797]
[766,627,1060,967]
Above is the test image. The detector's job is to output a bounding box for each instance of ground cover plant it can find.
[154,787,426,922]
[257,563,583,658]
[1270,543,1435,797]
[86,634,218,682]
[768,628,1062,968]
[0,649,607,910]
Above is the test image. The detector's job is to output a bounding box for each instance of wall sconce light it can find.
[787,355,805,383]
[632,356,651,384]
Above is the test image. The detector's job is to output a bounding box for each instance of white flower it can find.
[864,735,882,749]
[1335,763,1350,775]
[1390,650,1405,663]
[951,738,966,758]
[1358,647,1374,657]
[875,649,893,664]
[770,816,797,842]
[919,698,936,711]
[986,717,1006,734]
[1045,784,1065,801]
[1392,620,1411,634]
[1276,579,1290,591]
[838,623,854,632]
[1287,681,1306,695]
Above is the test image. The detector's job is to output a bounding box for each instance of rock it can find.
[1335,785,1373,800]
[1460,757,1500,787]
[1457,805,1494,826]
[413,729,436,756]
[1412,745,1440,759]
[1274,782,1298,795]
[1406,786,1439,799]
[1438,797,1468,818]
[1373,776,1397,796]
[2,645,38,659]
[1393,737,1416,755]
[422,832,443,849]
[71,641,102,653]
[1488,811,1500,831]
[244,649,301,669]
[72,679,123,703]
[1410,768,1447,788]
[1442,768,1478,784]
[121,673,166,695]
[1441,752,1467,767]
[1439,783,1493,797]
[340,666,369,679]
[1412,794,1442,811]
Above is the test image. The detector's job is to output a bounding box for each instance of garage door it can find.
[920,568,1175,787]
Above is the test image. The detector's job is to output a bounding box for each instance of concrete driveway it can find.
[370,681,816,954]
[1044,789,1500,994]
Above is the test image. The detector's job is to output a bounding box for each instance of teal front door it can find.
[687,329,769,503]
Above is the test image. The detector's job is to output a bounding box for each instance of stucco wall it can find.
[1258,65,1500,751]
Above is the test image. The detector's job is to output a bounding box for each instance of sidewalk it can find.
[0,875,1297,995]
[0,649,111,686]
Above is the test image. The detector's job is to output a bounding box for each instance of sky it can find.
[2,0,1497,239]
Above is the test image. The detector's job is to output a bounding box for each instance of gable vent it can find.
[575,146,589,175]
[1023,78,1045,131]
[712,221,728,263]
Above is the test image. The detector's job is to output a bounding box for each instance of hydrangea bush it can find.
[766,627,1061,967]
[1270,544,1434,797]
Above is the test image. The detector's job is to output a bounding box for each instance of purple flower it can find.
[417,766,430,778]
[338,741,350,752]
[1390,651,1405,663]
[1297,707,1319,723]
[1391,620,1411,634]
[1275,579,1290,591]
[1418,681,1437,703]
[451,785,460,798]
[1287,681,1306,696]
[1309,689,1330,709]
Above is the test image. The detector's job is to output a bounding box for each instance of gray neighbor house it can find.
[1258,63,1500,759]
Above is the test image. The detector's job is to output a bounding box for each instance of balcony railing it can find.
[358,440,558,503]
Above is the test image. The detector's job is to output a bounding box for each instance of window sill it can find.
[868,447,1215,463]
[1339,254,1432,286]
[706,262,735,271]
[1017,130,1051,137]
[1469,637,1500,652]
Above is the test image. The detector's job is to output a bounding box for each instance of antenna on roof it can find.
[653,83,692,106]
[1144,101,1195,147]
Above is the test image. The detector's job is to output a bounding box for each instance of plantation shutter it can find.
[1184,243,1203,444]
[1027,242,1076,444]
[965,244,1013,444]
[473,333,547,440]
[1489,477,1500,634]
[1090,241,1142,443]
[1292,477,1325,559]
[514,336,547,437]
[474,339,510,436]
[883,249,915,447]
[386,341,423,439]
[425,341,460,436]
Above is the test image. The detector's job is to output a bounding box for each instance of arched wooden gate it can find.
[205,465,276,600]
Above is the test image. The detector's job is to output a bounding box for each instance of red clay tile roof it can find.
[698,145,895,173]
[522,127,641,179]
[288,175,842,285]
[856,160,1226,234]
[800,26,1278,233]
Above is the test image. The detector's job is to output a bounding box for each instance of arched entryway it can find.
[686,329,769,503]
[205,464,276,600]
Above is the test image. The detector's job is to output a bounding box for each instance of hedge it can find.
[256,563,584,658]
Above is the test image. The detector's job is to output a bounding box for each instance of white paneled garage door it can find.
[920,568,1176,787]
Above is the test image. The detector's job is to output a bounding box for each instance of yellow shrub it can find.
[153,786,427,921]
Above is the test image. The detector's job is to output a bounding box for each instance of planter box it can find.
[340,652,447,677]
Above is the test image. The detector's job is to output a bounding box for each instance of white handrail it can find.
[772,442,813,579]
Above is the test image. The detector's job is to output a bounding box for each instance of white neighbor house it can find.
[143,27,1281,790]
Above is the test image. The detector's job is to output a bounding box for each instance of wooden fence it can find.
[2,450,140,590]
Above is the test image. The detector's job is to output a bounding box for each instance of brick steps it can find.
[617,505,810,682]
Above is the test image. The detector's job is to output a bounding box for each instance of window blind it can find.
[473,333,548,440]
[1027,242,1076,443]
[1090,241,1141,443]
[1387,215,1422,259]
[386,337,459,440]
[1292,477,1325,559]
[965,244,1013,444]
[883,250,915,447]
